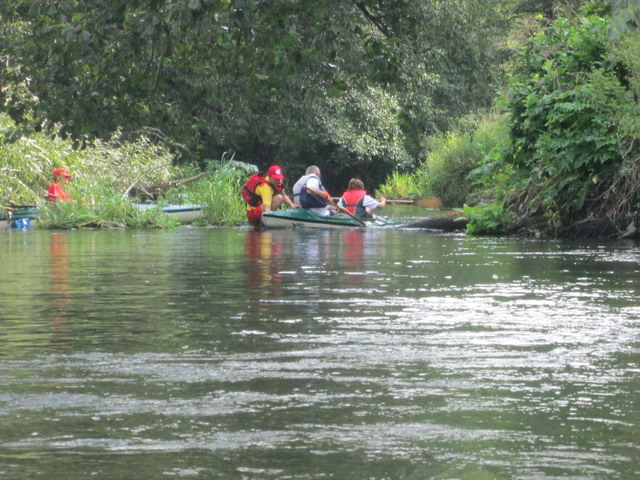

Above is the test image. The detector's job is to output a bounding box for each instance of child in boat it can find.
[338,178,386,218]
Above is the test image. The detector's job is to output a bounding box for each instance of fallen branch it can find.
[123,167,208,200]
[122,161,173,199]
[403,213,467,231]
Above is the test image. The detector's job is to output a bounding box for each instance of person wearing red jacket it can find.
[46,167,75,203]
[338,178,386,218]
[242,165,297,226]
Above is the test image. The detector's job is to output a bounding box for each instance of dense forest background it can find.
[1,0,640,236]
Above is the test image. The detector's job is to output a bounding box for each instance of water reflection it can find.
[49,233,71,349]
[1,229,639,480]
[342,230,365,268]
[292,230,334,268]
[244,229,285,294]
[341,230,366,289]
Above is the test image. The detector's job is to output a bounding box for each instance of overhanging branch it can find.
[354,2,391,38]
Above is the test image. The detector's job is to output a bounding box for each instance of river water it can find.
[1,218,639,479]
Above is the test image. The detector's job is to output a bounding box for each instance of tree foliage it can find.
[0,0,510,188]
[500,8,640,236]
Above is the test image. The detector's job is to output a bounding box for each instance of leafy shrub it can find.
[375,171,422,199]
[459,203,515,236]
[417,112,511,207]
[504,13,635,232]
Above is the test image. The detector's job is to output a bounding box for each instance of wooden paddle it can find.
[330,197,443,209]
[331,199,367,227]
[310,190,367,227]
[384,197,443,209]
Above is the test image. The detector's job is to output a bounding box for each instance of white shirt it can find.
[303,175,331,216]
[292,174,313,202]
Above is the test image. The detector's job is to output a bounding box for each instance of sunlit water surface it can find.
[1,225,639,479]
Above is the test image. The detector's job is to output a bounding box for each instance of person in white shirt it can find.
[293,165,335,216]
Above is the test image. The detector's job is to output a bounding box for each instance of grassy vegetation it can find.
[1,114,253,229]
[160,157,256,226]
[37,187,181,229]
[374,171,423,199]
[375,111,511,208]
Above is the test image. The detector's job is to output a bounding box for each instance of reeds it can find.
[161,158,255,226]
[375,171,423,199]
[37,186,180,229]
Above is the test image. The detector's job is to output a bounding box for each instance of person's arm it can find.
[306,186,330,200]
[282,192,299,208]
[256,184,274,212]
[362,195,384,210]
[304,177,330,201]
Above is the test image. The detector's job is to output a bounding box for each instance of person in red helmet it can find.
[46,167,75,203]
[241,165,297,226]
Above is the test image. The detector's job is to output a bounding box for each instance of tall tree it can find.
[1,0,511,186]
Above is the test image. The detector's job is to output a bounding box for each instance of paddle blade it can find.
[415,197,443,209]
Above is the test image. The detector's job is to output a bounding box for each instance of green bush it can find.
[417,112,511,207]
[160,157,256,226]
[375,171,422,199]
[459,203,516,236]
[504,13,635,232]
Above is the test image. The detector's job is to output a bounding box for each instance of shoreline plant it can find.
[1,114,252,229]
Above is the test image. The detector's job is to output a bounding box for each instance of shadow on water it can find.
[1,226,640,479]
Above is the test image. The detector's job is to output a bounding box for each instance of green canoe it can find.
[261,208,398,229]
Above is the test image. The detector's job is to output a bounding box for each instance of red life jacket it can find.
[46,183,73,202]
[340,189,367,214]
[241,173,283,207]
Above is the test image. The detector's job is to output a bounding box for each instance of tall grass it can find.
[1,114,252,228]
[375,171,422,199]
[37,185,180,229]
[161,158,256,225]
[1,113,180,206]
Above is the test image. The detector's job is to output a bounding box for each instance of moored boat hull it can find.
[160,204,204,223]
[134,204,204,224]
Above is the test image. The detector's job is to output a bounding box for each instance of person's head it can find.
[266,165,284,187]
[348,178,364,191]
[306,165,321,176]
[53,167,72,183]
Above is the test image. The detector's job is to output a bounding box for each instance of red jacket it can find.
[340,189,367,214]
[242,173,283,207]
[46,183,73,202]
